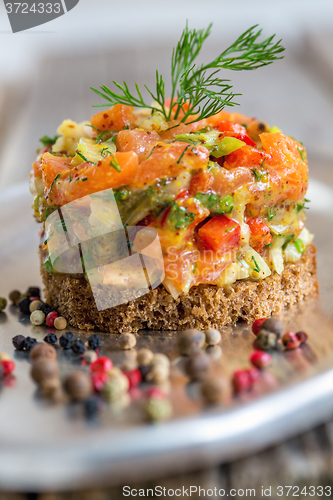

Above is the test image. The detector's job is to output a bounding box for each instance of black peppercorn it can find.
[84,396,101,419]
[59,332,76,349]
[36,303,53,317]
[138,364,150,382]
[23,337,38,352]
[18,297,31,315]
[88,334,102,351]
[26,286,41,298]
[44,333,58,345]
[12,335,26,351]
[71,339,86,355]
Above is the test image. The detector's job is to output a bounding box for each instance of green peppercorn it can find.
[146,364,170,385]
[30,310,45,326]
[9,290,21,304]
[144,397,172,422]
[0,297,7,312]
[256,329,278,350]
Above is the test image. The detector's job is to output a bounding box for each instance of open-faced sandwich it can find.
[30,24,318,333]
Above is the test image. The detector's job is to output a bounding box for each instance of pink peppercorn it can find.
[145,387,165,399]
[29,296,40,302]
[252,318,266,336]
[232,370,252,393]
[90,356,113,374]
[46,311,58,327]
[1,360,15,375]
[282,331,301,350]
[296,331,308,344]
[92,371,109,392]
[246,367,260,383]
[123,369,142,389]
[250,350,272,369]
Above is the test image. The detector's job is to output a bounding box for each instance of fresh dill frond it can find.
[91,23,284,124]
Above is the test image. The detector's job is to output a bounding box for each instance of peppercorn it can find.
[53,316,67,331]
[250,350,272,369]
[44,332,58,345]
[178,329,205,356]
[296,331,308,344]
[37,303,53,316]
[59,332,76,349]
[1,360,15,375]
[144,397,172,422]
[184,352,211,381]
[138,364,150,382]
[102,369,129,402]
[123,368,142,389]
[29,299,43,313]
[23,337,37,352]
[12,335,26,351]
[137,348,154,366]
[232,369,252,393]
[84,396,101,419]
[71,339,86,355]
[145,386,166,399]
[92,371,109,392]
[151,353,170,369]
[255,329,278,350]
[88,333,102,350]
[201,377,229,404]
[30,310,45,326]
[31,358,59,385]
[30,343,57,362]
[9,290,21,304]
[0,297,7,312]
[84,350,98,364]
[0,352,10,362]
[282,331,301,350]
[63,371,93,401]
[118,333,137,350]
[46,311,58,328]
[205,328,221,346]
[206,345,222,360]
[252,318,267,336]
[39,377,62,399]
[261,317,284,338]
[146,363,170,384]
[90,356,113,373]
[26,287,41,298]
[18,297,31,315]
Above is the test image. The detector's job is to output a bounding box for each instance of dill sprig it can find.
[91,23,284,124]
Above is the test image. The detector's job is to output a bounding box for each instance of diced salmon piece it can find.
[189,171,213,195]
[116,129,160,161]
[42,151,138,206]
[133,142,209,188]
[221,145,271,170]
[91,104,135,131]
[198,215,241,253]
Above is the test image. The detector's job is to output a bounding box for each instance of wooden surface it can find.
[0,33,333,497]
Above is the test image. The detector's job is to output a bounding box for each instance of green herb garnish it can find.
[294,238,305,253]
[82,177,88,181]
[195,192,233,214]
[177,144,192,164]
[167,203,195,229]
[110,156,121,172]
[146,146,156,160]
[266,206,276,221]
[50,174,60,190]
[251,255,261,273]
[76,151,96,164]
[39,135,60,147]
[298,147,305,162]
[91,24,284,124]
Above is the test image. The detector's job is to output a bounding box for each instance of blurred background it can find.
[0,0,332,191]
[0,1,333,497]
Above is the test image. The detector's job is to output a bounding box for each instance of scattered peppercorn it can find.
[30,343,57,362]
[12,335,26,351]
[88,333,102,350]
[46,311,58,328]
[232,369,252,393]
[102,369,129,402]
[84,396,101,419]
[137,348,154,366]
[0,297,7,312]
[138,364,150,382]
[123,368,142,389]
[29,299,43,314]
[201,377,229,404]
[63,371,93,401]
[205,328,221,346]
[282,331,301,350]
[59,332,76,349]
[26,287,41,298]
[90,356,113,373]
[184,352,211,381]
[118,333,137,350]
[250,350,272,369]
[71,339,86,355]
[23,337,38,352]
[178,329,205,356]
[31,358,59,385]
[84,350,98,364]
[37,303,53,317]
[9,290,21,304]
[151,353,170,369]
[261,317,284,338]
[0,352,11,362]
[296,331,308,344]
[252,318,267,336]
[44,332,58,345]
[1,359,15,375]
[206,345,222,360]
[144,396,172,422]
[53,316,67,331]
[146,364,170,385]
[255,329,278,350]
[18,297,31,315]
[92,371,109,392]
[30,310,45,326]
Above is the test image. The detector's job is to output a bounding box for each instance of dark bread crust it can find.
[41,245,318,333]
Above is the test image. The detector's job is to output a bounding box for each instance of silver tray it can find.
[0,180,333,492]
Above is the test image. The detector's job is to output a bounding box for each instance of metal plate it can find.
[0,180,333,492]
